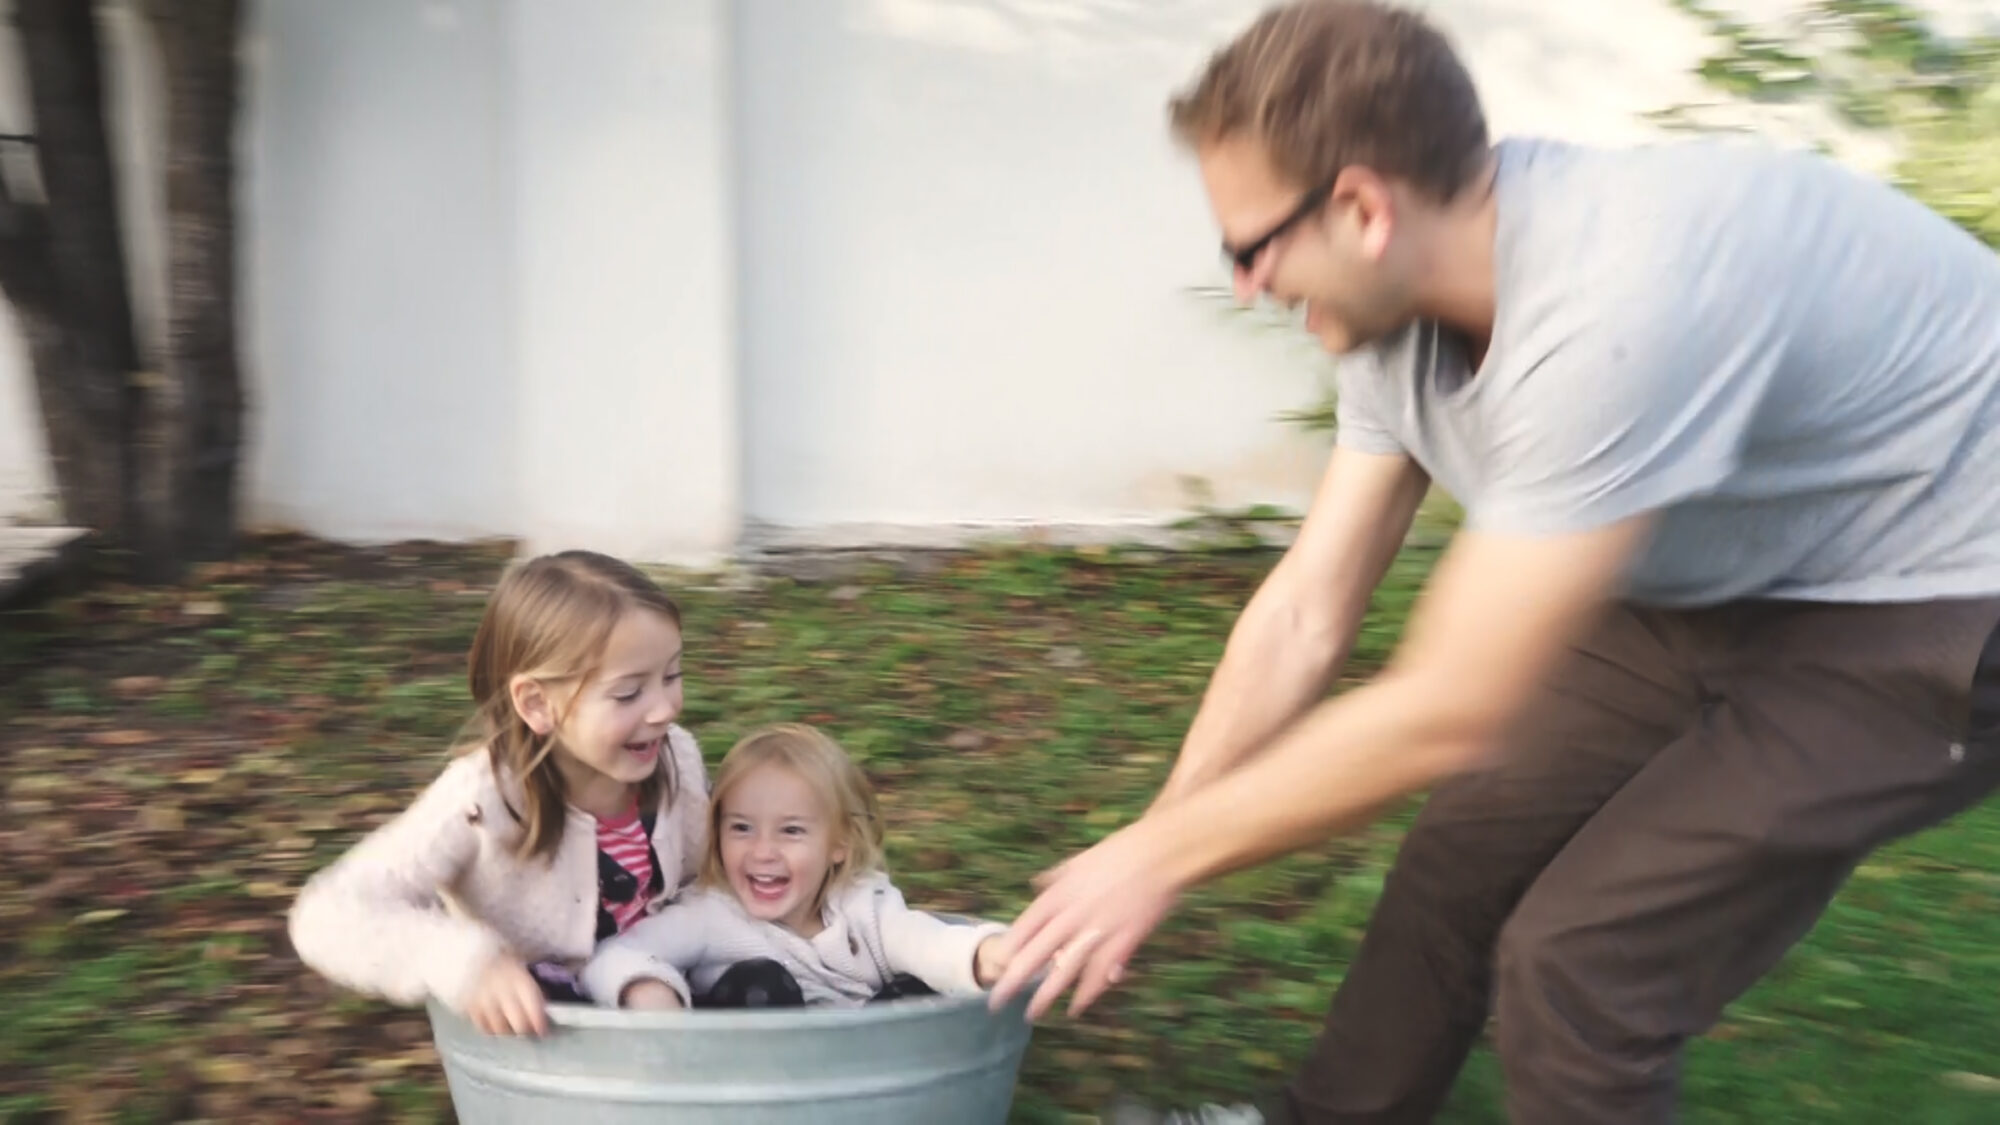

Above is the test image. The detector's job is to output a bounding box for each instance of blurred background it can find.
[2,1,1997,1122]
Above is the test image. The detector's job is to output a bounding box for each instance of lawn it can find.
[4,527,1999,1123]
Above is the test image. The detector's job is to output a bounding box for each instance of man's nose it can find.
[1232,265,1258,303]
[1232,252,1274,303]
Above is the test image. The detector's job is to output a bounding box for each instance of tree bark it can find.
[3,0,142,541]
[140,0,244,566]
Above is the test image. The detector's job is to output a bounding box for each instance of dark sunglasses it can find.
[1223,178,1336,274]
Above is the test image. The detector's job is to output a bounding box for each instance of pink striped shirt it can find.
[597,808,658,937]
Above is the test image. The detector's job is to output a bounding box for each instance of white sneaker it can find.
[1164,1107,1266,1125]
[1168,1104,1264,1120]
[1107,1100,1266,1125]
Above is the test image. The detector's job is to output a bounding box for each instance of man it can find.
[984,1,2000,1122]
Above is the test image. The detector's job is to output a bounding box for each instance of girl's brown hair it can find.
[699,723,884,915]
[456,549,683,861]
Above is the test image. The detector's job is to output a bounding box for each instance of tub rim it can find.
[431,988,1032,1035]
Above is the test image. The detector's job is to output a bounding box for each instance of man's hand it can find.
[618,978,686,1010]
[986,818,1183,1021]
[462,955,549,1036]
[995,516,1655,1023]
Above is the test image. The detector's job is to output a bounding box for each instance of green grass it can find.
[2,530,1998,1121]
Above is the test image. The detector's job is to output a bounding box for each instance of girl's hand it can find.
[619,978,686,1010]
[463,956,549,1036]
[974,932,1011,989]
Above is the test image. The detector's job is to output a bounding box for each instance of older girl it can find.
[290,550,709,1035]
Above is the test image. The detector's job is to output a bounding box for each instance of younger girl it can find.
[289,550,710,1036]
[581,723,1011,1009]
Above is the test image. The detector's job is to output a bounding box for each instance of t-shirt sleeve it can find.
[1332,350,1408,456]
[1470,306,1778,537]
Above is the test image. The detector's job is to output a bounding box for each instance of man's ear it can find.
[510,674,555,735]
[1333,166,1397,261]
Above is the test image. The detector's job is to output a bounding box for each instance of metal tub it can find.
[427,990,1034,1123]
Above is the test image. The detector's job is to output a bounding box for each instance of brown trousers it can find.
[1272,597,2000,1124]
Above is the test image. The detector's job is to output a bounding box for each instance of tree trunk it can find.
[1,0,142,542]
[0,0,248,583]
[140,0,244,567]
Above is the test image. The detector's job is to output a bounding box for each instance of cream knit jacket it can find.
[289,725,709,1010]
[580,872,1007,1007]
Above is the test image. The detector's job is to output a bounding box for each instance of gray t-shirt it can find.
[1336,137,2000,607]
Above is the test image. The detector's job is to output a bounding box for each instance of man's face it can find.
[1198,136,1416,355]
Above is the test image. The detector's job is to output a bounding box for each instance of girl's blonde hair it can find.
[455,550,683,862]
[700,723,884,913]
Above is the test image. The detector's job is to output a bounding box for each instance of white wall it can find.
[0,4,35,525]
[732,1,1327,539]
[244,0,519,542]
[726,0,1739,542]
[5,0,1983,558]
[509,0,738,562]
[0,302,49,525]
[248,0,736,561]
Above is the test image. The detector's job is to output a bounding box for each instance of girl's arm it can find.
[578,896,716,1007]
[874,882,1010,995]
[287,758,505,1010]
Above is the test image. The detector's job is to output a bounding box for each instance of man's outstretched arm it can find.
[990,513,1654,1021]
[1151,445,1430,811]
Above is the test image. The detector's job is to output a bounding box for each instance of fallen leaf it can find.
[140,804,187,833]
[183,599,227,617]
[1046,645,1086,669]
[8,774,63,797]
[74,907,129,925]
[113,675,166,698]
[88,729,161,747]
[178,768,229,786]
[1238,1048,1286,1071]
[945,729,990,752]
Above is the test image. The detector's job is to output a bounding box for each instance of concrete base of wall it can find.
[739,518,1300,555]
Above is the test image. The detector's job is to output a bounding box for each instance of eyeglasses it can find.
[1222,178,1335,274]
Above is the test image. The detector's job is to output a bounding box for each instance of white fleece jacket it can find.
[288,725,709,1010]
[580,872,1006,1008]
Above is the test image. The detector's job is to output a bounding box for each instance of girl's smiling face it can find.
[527,607,684,816]
[718,763,846,935]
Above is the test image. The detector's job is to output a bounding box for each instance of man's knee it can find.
[1492,907,1680,1121]
[1385,779,1556,937]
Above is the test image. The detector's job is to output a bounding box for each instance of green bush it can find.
[1671,0,2000,247]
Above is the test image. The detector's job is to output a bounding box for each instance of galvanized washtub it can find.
[426,989,1035,1123]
